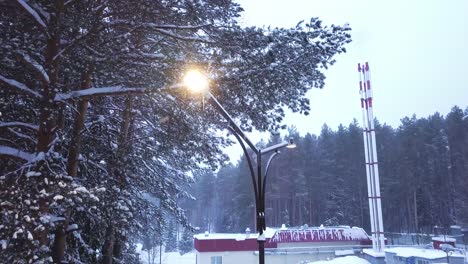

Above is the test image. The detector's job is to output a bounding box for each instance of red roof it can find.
[270,227,370,243]
[194,227,371,252]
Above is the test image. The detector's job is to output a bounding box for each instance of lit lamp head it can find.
[183,69,209,94]
[286,138,296,149]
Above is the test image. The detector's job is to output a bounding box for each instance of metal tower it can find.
[358,62,385,252]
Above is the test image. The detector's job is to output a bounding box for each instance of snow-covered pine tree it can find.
[164,220,177,253]
[446,107,468,225]
[212,164,239,232]
[178,228,193,255]
[1,0,351,262]
[316,125,343,226]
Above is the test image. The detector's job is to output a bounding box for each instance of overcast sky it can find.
[224,0,468,161]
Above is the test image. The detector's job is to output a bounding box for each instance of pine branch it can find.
[15,0,47,32]
[107,20,213,42]
[53,1,108,62]
[7,128,37,144]
[53,29,97,61]
[0,122,39,130]
[19,53,49,84]
[154,28,214,43]
[54,84,181,101]
[0,145,35,161]
[0,74,42,98]
[107,20,212,30]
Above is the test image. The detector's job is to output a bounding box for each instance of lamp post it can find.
[183,69,296,264]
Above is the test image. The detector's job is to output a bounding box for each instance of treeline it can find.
[186,106,468,234]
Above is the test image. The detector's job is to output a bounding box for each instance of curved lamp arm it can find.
[228,126,258,204]
[207,93,259,154]
[262,151,280,203]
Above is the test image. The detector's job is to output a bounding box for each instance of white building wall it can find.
[197,251,256,264]
[196,250,337,264]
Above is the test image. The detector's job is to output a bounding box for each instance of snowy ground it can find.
[137,247,370,264]
[140,251,196,264]
[307,256,370,264]
[136,245,467,264]
[138,253,368,264]
[136,244,195,264]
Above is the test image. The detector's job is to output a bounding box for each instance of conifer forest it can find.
[185,107,468,236]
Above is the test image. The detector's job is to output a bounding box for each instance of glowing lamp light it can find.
[286,138,296,149]
[183,69,209,93]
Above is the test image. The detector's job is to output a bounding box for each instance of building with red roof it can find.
[194,226,372,264]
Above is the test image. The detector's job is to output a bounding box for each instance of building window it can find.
[211,256,222,264]
[416,260,429,264]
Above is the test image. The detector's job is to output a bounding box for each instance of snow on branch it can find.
[106,20,213,42]
[0,74,42,99]
[91,0,108,13]
[16,0,47,31]
[30,2,49,21]
[7,128,37,143]
[107,20,211,30]
[64,0,76,7]
[0,122,39,130]
[154,28,214,43]
[19,53,49,84]
[55,86,145,101]
[127,52,166,60]
[55,84,181,101]
[0,145,35,161]
[53,30,94,61]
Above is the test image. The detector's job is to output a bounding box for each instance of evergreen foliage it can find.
[186,107,468,234]
[0,1,350,262]
[178,228,193,255]
[164,221,177,253]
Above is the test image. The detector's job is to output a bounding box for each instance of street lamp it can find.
[286,138,297,149]
[184,69,296,264]
[183,69,209,94]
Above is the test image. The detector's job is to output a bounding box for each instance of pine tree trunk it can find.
[53,227,66,262]
[309,199,313,226]
[102,96,134,263]
[102,225,115,264]
[35,0,64,250]
[52,71,92,262]
[114,95,134,183]
[292,196,296,226]
[359,189,364,228]
[57,103,65,130]
[67,71,92,176]
[52,209,71,262]
[113,234,124,260]
[447,153,457,224]
[38,0,63,153]
[413,191,419,232]
[406,197,412,232]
